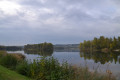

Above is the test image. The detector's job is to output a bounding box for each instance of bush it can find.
[0,54,116,80]
[0,54,19,69]
[16,61,29,76]
[0,51,25,70]
[16,57,74,80]
[15,57,116,80]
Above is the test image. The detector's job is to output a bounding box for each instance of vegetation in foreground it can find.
[80,36,120,52]
[0,51,25,70]
[16,57,116,80]
[0,50,116,80]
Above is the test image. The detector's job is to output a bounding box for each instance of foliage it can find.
[16,57,73,80]
[0,52,25,69]
[24,42,53,55]
[80,36,120,51]
[16,57,116,80]
[5,46,23,51]
[0,54,19,69]
[16,61,29,76]
[0,46,23,51]
[0,50,116,80]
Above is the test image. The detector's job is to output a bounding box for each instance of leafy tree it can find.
[24,42,53,55]
[80,36,120,51]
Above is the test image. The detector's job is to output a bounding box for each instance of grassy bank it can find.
[0,65,31,80]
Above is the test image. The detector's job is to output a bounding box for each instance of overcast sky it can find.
[0,0,120,45]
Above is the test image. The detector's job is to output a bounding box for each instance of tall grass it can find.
[10,53,25,61]
[0,51,25,69]
[0,54,18,69]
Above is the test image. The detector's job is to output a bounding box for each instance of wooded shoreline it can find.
[80,36,120,52]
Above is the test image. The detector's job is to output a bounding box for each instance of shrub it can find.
[0,52,25,70]
[15,57,116,80]
[0,54,19,69]
[0,54,116,80]
[16,57,74,80]
[16,61,29,76]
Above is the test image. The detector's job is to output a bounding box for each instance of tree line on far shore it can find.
[0,46,23,51]
[80,36,120,52]
[24,42,53,54]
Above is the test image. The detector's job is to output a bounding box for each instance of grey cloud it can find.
[112,16,120,23]
[18,0,44,7]
[0,0,120,45]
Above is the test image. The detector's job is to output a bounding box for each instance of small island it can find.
[24,42,54,55]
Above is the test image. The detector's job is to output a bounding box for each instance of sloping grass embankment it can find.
[0,65,32,80]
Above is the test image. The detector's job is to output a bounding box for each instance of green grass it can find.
[0,65,32,80]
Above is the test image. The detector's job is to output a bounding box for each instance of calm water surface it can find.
[7,51,120,79]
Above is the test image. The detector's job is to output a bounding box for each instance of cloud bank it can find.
[0,0,120,45]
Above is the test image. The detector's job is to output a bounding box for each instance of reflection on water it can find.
[54,48,79,52]
[23,50,120,65]
[80,51,120,64]
[24,50,53,56]
[7,50,120,65]
[7,50,120,79]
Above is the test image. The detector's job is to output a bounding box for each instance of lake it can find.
[7,50,120,79]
